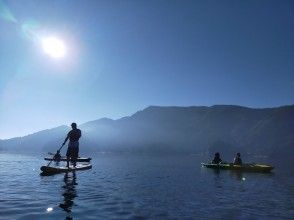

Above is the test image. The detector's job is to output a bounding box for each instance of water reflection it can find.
[212,169,224,189]
[59,172,77,220]
[212,169,220,176]
[229,171,244,181]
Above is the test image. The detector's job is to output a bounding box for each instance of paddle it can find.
[46,144,65,167]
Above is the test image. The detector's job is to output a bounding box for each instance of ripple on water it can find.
[0,153,294,219]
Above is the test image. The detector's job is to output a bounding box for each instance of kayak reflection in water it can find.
[233,153,242,165]
[62,123,82,168]
[211,152,222,164]
[59,172,77,220]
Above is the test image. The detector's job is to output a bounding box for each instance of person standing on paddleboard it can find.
[62,123,82,168]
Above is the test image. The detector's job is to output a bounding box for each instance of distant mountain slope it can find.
[1,105,293,161]
[0,126,69,153]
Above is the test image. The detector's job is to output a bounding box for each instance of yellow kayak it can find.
[201,163,274,172]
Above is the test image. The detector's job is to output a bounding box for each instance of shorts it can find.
[66,141,79,159]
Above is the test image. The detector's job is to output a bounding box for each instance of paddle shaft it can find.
[47,144,65,167]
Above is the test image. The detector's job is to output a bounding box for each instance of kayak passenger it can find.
[211,152,222,164]
[233,153,242,165]
[62,122,82,168]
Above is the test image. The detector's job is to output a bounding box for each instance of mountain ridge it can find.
[0,105,293,162]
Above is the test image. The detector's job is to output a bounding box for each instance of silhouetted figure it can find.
[211,152,222,164]
[62,123,82,168]
[233,153,242,165]
[54,150,61,161]
[53,150,61,166]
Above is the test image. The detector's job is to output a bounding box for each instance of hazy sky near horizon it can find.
[0,0,293,138]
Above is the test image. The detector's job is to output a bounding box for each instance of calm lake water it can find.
[0,153,293,220]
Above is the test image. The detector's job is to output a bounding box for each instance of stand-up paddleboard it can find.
[44,156,92,162]
[40,163,92,175]
[201,163,274,172]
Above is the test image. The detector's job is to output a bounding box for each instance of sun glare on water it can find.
[41,36,66,58]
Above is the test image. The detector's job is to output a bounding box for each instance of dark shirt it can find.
[67,129,82,142]
[233,157,242,165]
[212,157,222,164]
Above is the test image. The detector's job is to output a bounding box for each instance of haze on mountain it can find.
[1,105,293,166]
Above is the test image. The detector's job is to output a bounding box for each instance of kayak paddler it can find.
[62,122,82,168]
[233,153,242,165]
[211,152,222,164]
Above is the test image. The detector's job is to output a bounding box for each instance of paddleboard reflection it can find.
[59,171,77,220]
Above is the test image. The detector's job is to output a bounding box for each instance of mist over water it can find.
[0,153,293,220]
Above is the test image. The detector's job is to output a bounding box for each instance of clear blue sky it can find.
[0,0,293,138]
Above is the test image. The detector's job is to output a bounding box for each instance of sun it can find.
[41,36,66,58]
